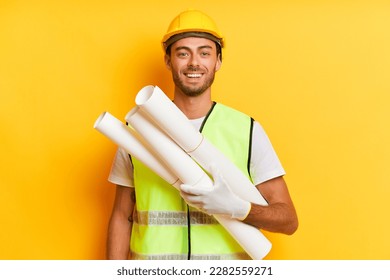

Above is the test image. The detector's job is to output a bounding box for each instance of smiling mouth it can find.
[185,73,203,78]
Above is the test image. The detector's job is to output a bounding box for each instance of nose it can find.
[188,54,200,68]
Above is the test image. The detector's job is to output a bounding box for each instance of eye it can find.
[201,52,210,57]
[177,52,189,57]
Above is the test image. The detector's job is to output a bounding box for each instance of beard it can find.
[172,67,216,97]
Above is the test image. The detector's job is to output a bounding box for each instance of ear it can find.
[164,54,172,71]
[215,53,222,72]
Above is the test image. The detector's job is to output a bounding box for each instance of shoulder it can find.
[212,102,252,123]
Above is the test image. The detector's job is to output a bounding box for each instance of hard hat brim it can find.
[162,31,223,51]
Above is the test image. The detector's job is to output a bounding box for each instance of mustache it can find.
[186,66,201,72]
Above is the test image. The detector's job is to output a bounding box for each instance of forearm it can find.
[106,215,132,259]
[243,202,298,235]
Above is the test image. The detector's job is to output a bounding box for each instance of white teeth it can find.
[186,73,202,78]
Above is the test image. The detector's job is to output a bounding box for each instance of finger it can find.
[180,192,204,208]
[180,190,202,202]
[180,184,208,196]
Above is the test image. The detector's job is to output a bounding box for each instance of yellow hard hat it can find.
[162,9,225,51]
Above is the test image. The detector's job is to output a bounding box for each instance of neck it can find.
[173,88,213,119]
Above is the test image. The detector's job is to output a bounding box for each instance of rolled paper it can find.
[215,216,272,260]
[95,86,273,259]
[93,111,179,186]
[135,85,268,206]
[190,139,268,205]
[125,107,212,189]
[135,85,203,152]
[124,108,271,260]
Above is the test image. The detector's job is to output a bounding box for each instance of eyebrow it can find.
[174,45,214,52]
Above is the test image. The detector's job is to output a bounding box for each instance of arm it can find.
[106,185,135,259]
[243,176,298,235]
[180,170,298,235]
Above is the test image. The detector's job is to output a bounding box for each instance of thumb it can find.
[180,184,197,194]
[180,184,206,195]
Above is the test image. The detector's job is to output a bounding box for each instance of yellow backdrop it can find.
[1,0,389,259]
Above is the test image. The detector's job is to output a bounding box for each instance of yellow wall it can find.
[1,0,389,259]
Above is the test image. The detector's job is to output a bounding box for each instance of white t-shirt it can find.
[108,117,285,187]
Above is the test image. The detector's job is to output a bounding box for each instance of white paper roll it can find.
[135,85,203,152]
[132,86,273,259]
[190,139,268,205]
[135,85,268,205]
[125,107,212,189]
[94,111,179,186]
[95,84,274,259]
[215,216,272,259]
[95,110,272,259]
[124,108,271,259]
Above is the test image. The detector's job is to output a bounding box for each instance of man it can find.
[106,9,298,260]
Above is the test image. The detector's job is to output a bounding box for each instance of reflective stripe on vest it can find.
[132,251,250,260]
[134,210,218,225]
[131,102,253,260]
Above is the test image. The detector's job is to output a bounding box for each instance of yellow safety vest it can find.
[130,102,254,260]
